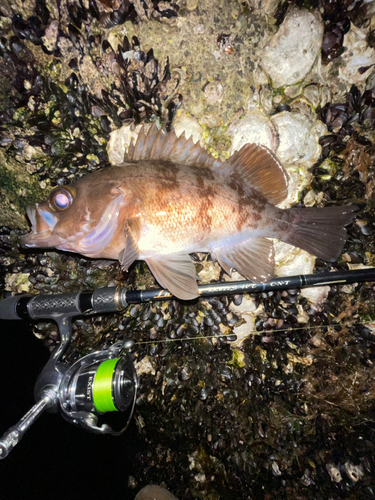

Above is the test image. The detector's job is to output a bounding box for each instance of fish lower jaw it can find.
[20,230,53,248]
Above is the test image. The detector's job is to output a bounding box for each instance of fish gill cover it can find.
[0,0,375,499]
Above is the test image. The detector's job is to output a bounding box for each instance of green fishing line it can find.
[93,358,119,412]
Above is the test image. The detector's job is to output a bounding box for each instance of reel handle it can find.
[0,389,57,459]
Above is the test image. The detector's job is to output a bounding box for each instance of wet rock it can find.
[226,111,278,154]
[135,484,178,500]
[275,242,316,278]
[230,297,263,345]
[197,259,221,283]
[247,0,280,16]
[271,112,324,168]
[107,123,144,165]
[173,112,204,145]
[300,285,330,312]
[261,9,324,88]
[339,25,375,86]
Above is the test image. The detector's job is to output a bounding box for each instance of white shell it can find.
[261,9,324,88]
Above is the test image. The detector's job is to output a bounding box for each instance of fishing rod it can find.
[0,267,374,459]
[1,268,374,321]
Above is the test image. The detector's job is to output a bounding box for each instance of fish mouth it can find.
[20,205,61,248]
[20,229,56,248]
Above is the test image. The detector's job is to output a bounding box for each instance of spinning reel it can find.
[0,288,137,459]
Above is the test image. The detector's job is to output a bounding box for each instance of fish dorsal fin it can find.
[223,143,289,205]
[126,123,223,169]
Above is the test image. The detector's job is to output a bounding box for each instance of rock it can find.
[246,0,280,15]
[271,112,324,168]
[197,259,222,283]
[200,113,222,128]
[301,286,330,311]
[107,123,144,165]
[274,242,316,277]
[135,485,178,500]
[230,298,264,346]
[173,112,204,145]
[261,9,324,88]
[270,111,324,204]
[226,111,278,154]
[339,25,375,86]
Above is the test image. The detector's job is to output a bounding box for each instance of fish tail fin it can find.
[283,205,358,262]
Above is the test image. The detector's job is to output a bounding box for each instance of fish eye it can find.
[49,187,75,212]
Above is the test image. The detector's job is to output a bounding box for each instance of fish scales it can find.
[116,161,272,256]
[21,124,357,300]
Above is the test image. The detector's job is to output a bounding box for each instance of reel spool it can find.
[59,341,137,435]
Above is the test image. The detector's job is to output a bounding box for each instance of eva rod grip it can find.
[91,287,127,313]
[28,292,83,319]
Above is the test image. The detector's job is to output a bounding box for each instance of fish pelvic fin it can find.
[126,123,223,169]
[212,237,275,283]
[118,218,140,271]
[283,205,358,261]
[146,253,199,301]
[222,143,289,205]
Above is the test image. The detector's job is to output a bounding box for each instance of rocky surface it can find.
[0,1,375,499]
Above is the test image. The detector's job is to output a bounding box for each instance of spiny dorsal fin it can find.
[223,143,289,205]
[126,123,223,169]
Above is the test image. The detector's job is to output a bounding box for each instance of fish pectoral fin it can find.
[118,219,141,271]
[212,237,275,283]
[146,253,199,301]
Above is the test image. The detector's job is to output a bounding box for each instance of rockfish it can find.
[21,124,356,300]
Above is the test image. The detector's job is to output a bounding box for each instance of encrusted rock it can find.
[261,8,324,88]
[339,25,375,86]
[275,242,316,278]
[173,112,204,145]
[247,0,280,16]
[107,123,144,165]
[271,112,324,168]
[226,111,278,154]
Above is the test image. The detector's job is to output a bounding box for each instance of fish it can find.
[20,124,357,300]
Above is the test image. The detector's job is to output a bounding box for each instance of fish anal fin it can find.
[146,253,199,300]
[126,123,223,169]
[118,218,141,271]
[212,237,275,283]
[223,144,289,205]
